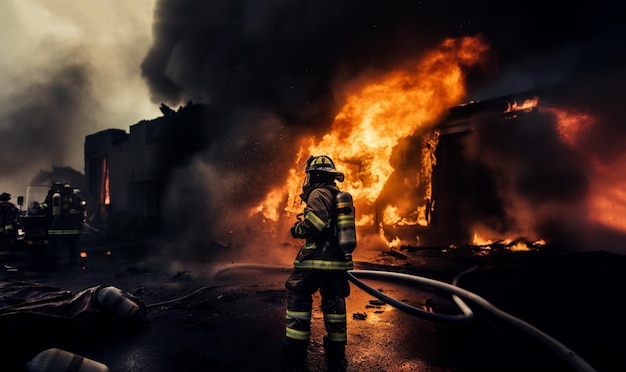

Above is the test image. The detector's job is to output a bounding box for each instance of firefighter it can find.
[0,192,19,252]
[283,155,353,360]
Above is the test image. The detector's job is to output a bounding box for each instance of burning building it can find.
[83,30,626,261]
[83,37,490,255]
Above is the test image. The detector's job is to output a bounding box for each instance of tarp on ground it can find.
[0,281,147,368]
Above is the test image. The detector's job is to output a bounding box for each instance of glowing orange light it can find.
[505,97,539,113]
[382,205,401,226]
[542,106,595,146]
[304,37,488,206]
[247,35,494,253]
[101,157,111,206]
[588,155,626,232]
[254,36,490,235]
[509,241,530,251]
[472,232,493,246]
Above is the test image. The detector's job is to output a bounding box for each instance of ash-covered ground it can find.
[1,237,624,372]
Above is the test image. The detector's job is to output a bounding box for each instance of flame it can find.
[472,232,493,246]
[254,36,490,243]
[253,187,286,222]
[382,205,401,226]
[378,223,401,248]
[505,97,539,113]
[304,36,489,205]
[509,241,531,251]
[101,157,110,207]
[356,213,374,226]
[471,232,536,251]
[388,236,401,248]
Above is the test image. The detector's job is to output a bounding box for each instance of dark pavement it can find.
[1,242,625,372]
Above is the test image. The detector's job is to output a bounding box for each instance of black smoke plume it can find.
[139,0,626,260]
[142,0,624,121]
[0,61,96,193]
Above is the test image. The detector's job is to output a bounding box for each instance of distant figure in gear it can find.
[283,155,353,360]
[0,192,19,253]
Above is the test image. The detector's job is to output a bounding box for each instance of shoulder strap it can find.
[316,186,339,237]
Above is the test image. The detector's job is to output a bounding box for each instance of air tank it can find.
[26,348,109,372]
[335,191,357,259]
[52,193,61,217]
[96,286,143,322]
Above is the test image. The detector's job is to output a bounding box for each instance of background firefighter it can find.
[283,155,354,360]
[0,192,19,253]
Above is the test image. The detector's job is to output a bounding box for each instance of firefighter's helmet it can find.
[305,155,345,182]
[0,192,11,201]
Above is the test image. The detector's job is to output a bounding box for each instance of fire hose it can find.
[346,266,475,324]
[169,263,597,372]
[346,268,596,372]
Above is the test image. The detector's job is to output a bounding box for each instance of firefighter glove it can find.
[290,222,302,238]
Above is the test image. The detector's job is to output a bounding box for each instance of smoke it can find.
[460,69,626,253]
[0,0,159,196]
[142,0,625,119]
[137,0,626,259]
[141,0,472,128]
[1,62,93,185]
[3,0,625,261]
[157,108,299,264]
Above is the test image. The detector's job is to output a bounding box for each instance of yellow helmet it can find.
[305,155,344,182]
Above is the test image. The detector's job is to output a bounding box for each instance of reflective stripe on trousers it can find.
[285,297,313,341]
[285,288,347,344]
[323,311,347,343]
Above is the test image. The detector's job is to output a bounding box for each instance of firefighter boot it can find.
[281,337,308,370]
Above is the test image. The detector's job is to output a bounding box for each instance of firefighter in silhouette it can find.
[46,182,83,267]
[283,155,353,360]
[0,192,19,252]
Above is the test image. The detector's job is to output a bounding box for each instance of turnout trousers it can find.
[285,269,350,344]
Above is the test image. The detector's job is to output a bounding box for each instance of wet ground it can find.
[1,241,624,372]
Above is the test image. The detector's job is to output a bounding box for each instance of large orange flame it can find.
[254,36,490,236]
